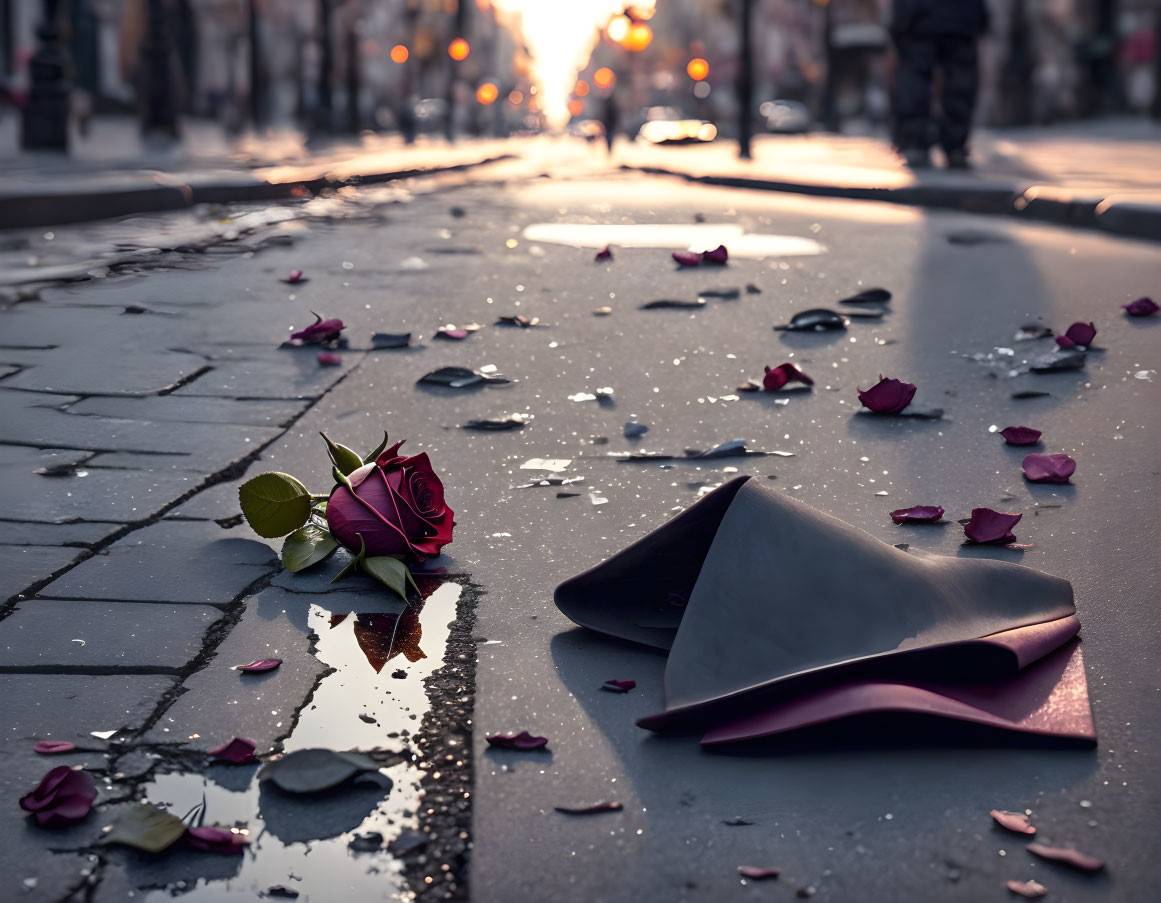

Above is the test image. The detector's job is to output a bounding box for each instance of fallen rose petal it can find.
[890,505,944,525]
[1026,843,1104,872]
[672,251,701,267]
[20,766,97,826]
[554,802,623,815]
[1122,296,1158,317]
[290,315,345,345]
[763,363,814,392]
[33,741,76,755]
[497,315,539,328]
[702,244,728,264]
[485,731,548,750]
[282,270,306,284]
[738,866,780,880]
[963,508,1022,544]
[1023,453,1076,484]
[857,376,917,414]
[990,809,1036,834]
[1056,321,1096,347]
[1000,426,1042,446]
[187,826,250,854]
[595,246,612,261]
[235,659,282,673]
[207,737,259,764]
[601,679,636,693]
[317,352,342,366]
[1006,879,1048,898]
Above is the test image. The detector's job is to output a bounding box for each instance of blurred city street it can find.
[1,2,1160,902]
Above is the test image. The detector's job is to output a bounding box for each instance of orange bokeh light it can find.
[389,44,409,64]
[607,15,630,43]
[687,57,709,81]
[476,82,499,105]
[507,90,524,105]
[593,67,616,89]
[448,38,470,61]
[567,99,585,118]
[624,22,653,52]
[574,79,590,97]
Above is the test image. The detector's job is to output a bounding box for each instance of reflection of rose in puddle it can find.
[329,609,425,673]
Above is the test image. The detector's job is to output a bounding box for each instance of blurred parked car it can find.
[760,99,811,134]
[635,107,717,145]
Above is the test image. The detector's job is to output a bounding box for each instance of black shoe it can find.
[945,148,971,170]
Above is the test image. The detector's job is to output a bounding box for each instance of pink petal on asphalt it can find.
[672,251,701,267]
[187,826,250,853]
[290,316,345,344]
[1026,843,1104,872]
[963,508,1022,544]
[857,376,917,414]
[1054,334,1077,348]
[595,246,612,261]
[1057,321,1096,347]
[554,802,623,815]
[890,505,944,525]
[20,766,97,826]
[207,737,259,764]
[737,866,780,880]
[1022,453,1076,484]
[285,270,305,284]
[702,244,728,264]
[1006,879,1048,898]
[435,328,469,340]
[34,741,76,755]
[601,679,636,693]
[1122,296,1158,317]
[235,659,282,672]
[1000,426,1042,446]
[990,809,1036,834]
[762,363,814,392]
[485,731,549,750]
[317,352,342,366]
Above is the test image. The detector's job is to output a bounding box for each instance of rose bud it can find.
[963,508,1022,544]
[326,439,454,562]
[20,765,98,826]
[762,362,814,392]
[1000,426,1041,446]
[1022,453,1076,484]
[290,314,345,345]
[857,376,917,414]
[1055,321,1096,348]
[1122,297,1158,317]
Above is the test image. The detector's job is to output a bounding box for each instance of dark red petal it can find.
[738,866,780,879]
[702,244,728,264]
[317,352,342,366]
[485,731,548,750]
[1062,321,1097,346]
[235,659,282,672]
[990,809,1036,834]
[1000,426,1042,446]
[1022,453,1076,484]
[595,246,612,261]
[890,505,944,524]
[34,741,76,755]
[1122,297,1158,317]
[1026,843,1104,872]
[187,826,250,853]
[963,508,1022,544]
[601,679,636,693]
[672,251,701,267]
[857,376,917,414]
[207,737,259,764]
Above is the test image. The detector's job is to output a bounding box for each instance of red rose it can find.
[325,440,454,561]
[20,765,97,826]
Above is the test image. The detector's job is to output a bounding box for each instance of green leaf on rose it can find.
[360,556,414,601]
[99,803,187,853]
[332,466,354,491]
[363,430,390,464]
[281,524,339,572]
[320,432,364,475]
[238,472,312,538]
[331,534,366,583]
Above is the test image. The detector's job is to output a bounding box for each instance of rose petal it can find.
[1054,334,1077,348]
[595,246,612,261]
[485,731,548,750]
[207,737,259,764]
[702,244,728,264]
[187,826,250,854]
[890,505,944,525]
[20,766,97,825]
[290,316,345,344]
[1000,426,1042,446]
[283,270,305,284]
[1026,843,1104,872]
[857,376,917,414]
[34,741,76,755]
[1006,879,1048,898]
[317,352,342,366]
[1022,453,1076,484]
[601,679,636,693]
[1122,296,1159,317]
[963,507,1022,544]
[1058,321,1096,347]
[763,363,814,392]
[990,809,1036,834]
[738,866,780,880]
[672,251,701,267]
[554,802,623,815]
[235,659,282,673]
[435,328,470,340]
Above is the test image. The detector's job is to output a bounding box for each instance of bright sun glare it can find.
[486,0,658,129]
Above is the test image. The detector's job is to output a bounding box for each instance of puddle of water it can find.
[138,583,462,902]
[521,222,825,257]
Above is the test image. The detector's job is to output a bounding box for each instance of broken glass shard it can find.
[1015,325,1054,341]
[775,309,847,331]
[520,458,571,471]
[463,413,533,431]
[686,439,763,459]
[1030,349,1086,372]
[838,288,891,304]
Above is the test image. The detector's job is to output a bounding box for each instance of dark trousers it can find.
[893,35,979,153]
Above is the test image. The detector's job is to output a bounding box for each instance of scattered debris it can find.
[890,505,945,524]
[738,866,780,880]
[317,351,342,366]
[640,298,706,310]
[208,737,259,764]
[554,802,623,815]
[497,315,540,328]
[1000,426,1042,446]
[1012,391,1050,399]
[838,287,891,304]
[991,809,1036,834]
[601,679,636,693]
[775,308,847,331]
[1006,879,1048,898]
[371,332,412,349]
[698,288,741,300]
[418,366,510,388]
[462,414,533,431]
[1026,843,1105,872]
[722,817,755,826]
[33,741,76,755]
[595,246,613,261]
[236,659,282,673]
[1031,349,1086,372]
[281,270,307,284]
[593,306,613,315]
[485,732,549,751]
[100,803,187,853]
[686,439,764,459]
[187,826,250,854]
[258,748,384,794]
[348,831,385,853]
[1015,325,1054,341]
[624,422,649,439]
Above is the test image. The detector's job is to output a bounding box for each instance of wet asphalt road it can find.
[2,156,1160,901]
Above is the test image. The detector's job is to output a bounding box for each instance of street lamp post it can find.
[314,0,334,134]
[139,0,180,140]
[21,0,69,151]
